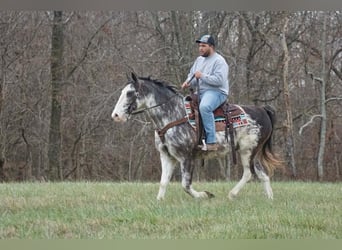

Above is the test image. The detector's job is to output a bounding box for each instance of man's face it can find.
[198,43,213,57]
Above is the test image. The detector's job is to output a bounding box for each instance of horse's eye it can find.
[126,91,135,98]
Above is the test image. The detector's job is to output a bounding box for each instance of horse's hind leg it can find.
[228,150,252,200]
[254,160,273,199]
[157,151,176,200]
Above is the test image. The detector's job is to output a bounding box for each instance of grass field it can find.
[0,181,341,239]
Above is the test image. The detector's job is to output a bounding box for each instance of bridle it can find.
[124,76,195,143]
[127,74,195,116]
[127,85,182,116]
[126,91,139,114]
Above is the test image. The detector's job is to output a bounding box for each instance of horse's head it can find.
[111,72,142,122]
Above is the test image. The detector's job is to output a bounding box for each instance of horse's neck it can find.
[145,95,183,128]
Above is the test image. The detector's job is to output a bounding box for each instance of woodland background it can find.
[0,11,341,182]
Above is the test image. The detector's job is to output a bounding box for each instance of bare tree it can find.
[48,11,64,180]
[317,13,328,181]
[298,12,342,180]
[299,14,328,180]
[281,14,296,177]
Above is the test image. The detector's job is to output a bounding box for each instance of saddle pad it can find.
[231,114,249,128]
[187,113,249,131]
[184,97,250,131]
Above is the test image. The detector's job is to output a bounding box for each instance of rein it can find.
[129,89,191,143]
[130,75,195,116]
[130,92,181,115]
[157,116,191,143]
[156,76,197,143]
[128,76,196,143]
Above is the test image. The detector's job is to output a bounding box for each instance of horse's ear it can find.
[131,72,138,83]
[131,72,140,90]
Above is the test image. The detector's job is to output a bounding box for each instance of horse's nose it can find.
[112,112,125,122]
[112,113,118,119]
[111,111,118,120]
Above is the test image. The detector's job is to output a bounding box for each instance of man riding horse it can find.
[181,34,229,151]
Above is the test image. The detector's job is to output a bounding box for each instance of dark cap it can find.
[196,35,215,46]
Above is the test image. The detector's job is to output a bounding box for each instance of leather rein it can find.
[129,90,192,143]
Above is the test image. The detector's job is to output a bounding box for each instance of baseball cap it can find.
[196,35,215,46]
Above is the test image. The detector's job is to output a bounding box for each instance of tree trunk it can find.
[317,14,327,181]
[281,15,297,178]
[0,41,6,181]
[48,11,64,181]
[243,14,258,103]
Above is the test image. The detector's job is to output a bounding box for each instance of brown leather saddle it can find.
[185,93,247,163]
[185,93,246,132]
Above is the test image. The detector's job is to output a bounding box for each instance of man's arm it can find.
[200,60,228,87]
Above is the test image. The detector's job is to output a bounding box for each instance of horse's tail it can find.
[259,105,283,176]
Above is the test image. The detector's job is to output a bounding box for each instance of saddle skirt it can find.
[184,94,249,131]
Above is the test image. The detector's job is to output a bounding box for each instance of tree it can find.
[281,14,296,177]
[48,11,64,180]
[298,12,342,180]
[317,13,328,181]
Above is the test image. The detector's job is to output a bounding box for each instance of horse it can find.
[111,72,282,200]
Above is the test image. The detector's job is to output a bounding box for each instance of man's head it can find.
[196,35,215,57]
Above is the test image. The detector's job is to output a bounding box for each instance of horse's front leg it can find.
[157,149,177,200]
[181,158,215,199]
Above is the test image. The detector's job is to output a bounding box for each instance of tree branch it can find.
[299,114,322,135]
[66,16,116,79]
[325,97,342,104]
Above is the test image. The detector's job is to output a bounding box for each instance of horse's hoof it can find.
[228,192,236,200]
[156,195,165,201]
[204,191,215,198]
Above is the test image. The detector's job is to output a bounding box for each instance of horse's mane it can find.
[139,76,179,94]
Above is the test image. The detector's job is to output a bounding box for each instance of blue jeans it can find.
[199,90,227,144]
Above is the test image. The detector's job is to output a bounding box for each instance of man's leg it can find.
[199,90,227,145]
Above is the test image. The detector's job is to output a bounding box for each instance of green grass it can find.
[0,181,341,239]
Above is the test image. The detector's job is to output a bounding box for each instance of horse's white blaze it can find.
[111,85,134,122]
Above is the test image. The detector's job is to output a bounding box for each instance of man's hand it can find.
[194,71,202,79]
[181,81,190,89]
[181,74,197,89]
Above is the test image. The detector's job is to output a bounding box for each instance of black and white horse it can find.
[112,73,282,200]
